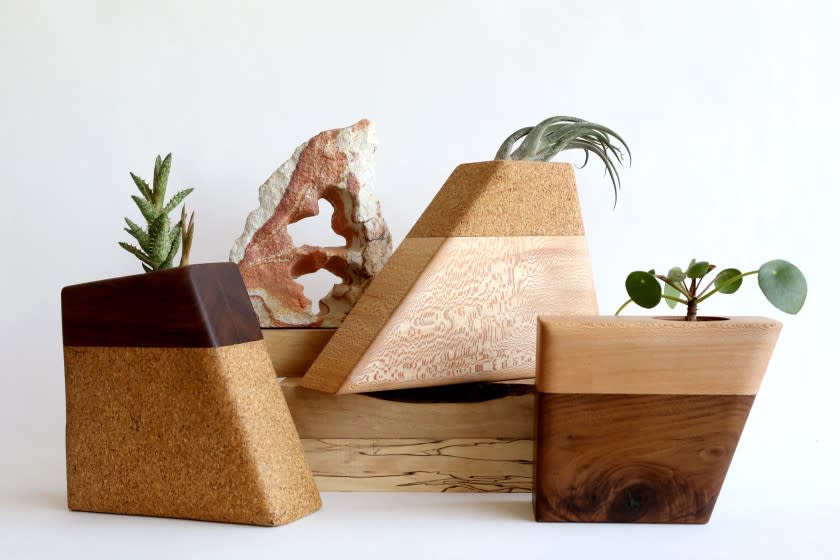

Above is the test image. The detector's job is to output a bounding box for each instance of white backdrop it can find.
[1,1,838,558]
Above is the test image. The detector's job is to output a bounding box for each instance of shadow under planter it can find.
[533,315,782,523]
[61,263,321,526]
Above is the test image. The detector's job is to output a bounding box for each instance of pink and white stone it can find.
[230,120,393,327]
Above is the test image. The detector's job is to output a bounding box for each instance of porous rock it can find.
[231,120,392,327]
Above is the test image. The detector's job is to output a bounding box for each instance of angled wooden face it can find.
[533,316,782,523]
[302,161,598,394]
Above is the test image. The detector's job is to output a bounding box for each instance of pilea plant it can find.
[615,258,807,321]
[494,115,630,202]
[119,153,195,272]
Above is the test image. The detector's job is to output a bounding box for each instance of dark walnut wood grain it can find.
[62,262,263,348]
[534,393,755,523]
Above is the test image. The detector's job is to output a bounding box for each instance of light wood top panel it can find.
[537,316,782,395]
[407,161,584,238]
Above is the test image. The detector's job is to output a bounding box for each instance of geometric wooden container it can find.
[280,377,534,492]
[259,327,536,492]
[61,263,321,526]
[533,316,782,523]
[303,161,598,394]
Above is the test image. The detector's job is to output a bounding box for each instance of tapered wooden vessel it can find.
[61,263,321,526]
[533,316,782,523]
[302,161,598,394]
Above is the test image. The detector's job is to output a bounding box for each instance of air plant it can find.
[119,153,195,272]
[494,116,630,203]
[615,258,807,321]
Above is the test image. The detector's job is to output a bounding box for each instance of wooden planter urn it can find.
[533,315,782,523]
[61,263,321,526]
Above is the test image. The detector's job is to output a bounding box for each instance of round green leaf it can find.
[714,268,742,295]
[663,282,681,309]
[667,267,686,283]
[686,259,710,279]
[625,271,662,309]
[758,260,807,314]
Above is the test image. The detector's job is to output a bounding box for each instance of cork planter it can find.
[533,315,782,523]
[303,160,599,394]
[61,263,321,526]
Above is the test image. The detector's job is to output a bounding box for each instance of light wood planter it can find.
[302,160,598,394]
[533,316,782,523]
[61,263,321,526]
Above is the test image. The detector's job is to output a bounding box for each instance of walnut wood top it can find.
[536,316,782,395]
[62,263,263,348]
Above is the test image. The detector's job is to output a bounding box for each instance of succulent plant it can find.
[495,116,630,202]
[119,153,195,272]
[616,258,807,321]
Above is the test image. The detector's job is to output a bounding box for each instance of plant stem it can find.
[696,270,758,304]
[686,299,698,321]
[615,298,633,316]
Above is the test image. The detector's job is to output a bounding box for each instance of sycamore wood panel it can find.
[280,378,534,439]
[537,316,782,395]
[303,236,597,393]
[262,328,335,377]
[302,438,532,492]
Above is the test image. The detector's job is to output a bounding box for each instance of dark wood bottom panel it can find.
[534,393,755,523]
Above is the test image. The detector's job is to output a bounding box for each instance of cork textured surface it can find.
[64,340,321,526]
[407,161,584,238]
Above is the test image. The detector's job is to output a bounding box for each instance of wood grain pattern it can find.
[303,236,597,393]
[537,316,782,395]
[280,378,534,439]
[61,263,263,348]
[407,161,584,238]
[301,237,445,392]
[534,393,754,523]
[262,328,335,377]
[302,438,533,492]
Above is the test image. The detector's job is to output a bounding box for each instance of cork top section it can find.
[62,263,263,348]
[407,161,584,238]
[536,316,782,396]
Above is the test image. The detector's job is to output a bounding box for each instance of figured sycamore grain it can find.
[537,316,782,395]
[303,236,597,393]
[302,438,533,492]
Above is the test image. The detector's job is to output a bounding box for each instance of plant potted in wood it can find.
[534,258,807,523]
[61,154,320,525]
[303,116,631,395]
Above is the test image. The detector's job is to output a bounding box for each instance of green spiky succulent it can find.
[495,116,630,202]
[119,153,194,273]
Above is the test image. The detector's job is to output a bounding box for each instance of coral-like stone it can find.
[231,120,392,327]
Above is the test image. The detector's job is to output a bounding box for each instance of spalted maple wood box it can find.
[533,316,782,523]
[61,263,321,526]
[263,327,534,492]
